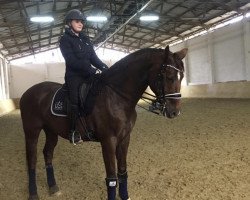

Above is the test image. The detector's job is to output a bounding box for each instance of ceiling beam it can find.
[96,0,156,49]
[18,1,35,55]
[1,0,248,59]
[0,33,62,50]
[7,40,59,58]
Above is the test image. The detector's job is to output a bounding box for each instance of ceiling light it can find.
[86,16,107,22]
[139,15,159,21]
[30,16,54,23]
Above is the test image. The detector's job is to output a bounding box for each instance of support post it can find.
[243,18,250,81]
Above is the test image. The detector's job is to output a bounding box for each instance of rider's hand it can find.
[101,64,109,71]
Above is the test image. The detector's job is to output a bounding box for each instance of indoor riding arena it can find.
[1,1,250,200]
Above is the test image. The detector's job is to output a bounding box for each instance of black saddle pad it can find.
[51,87,68,117]
[51,76,103,117]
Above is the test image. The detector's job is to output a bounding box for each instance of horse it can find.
[20,45,187,200]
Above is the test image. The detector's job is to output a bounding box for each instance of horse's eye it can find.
[166,76,175,83]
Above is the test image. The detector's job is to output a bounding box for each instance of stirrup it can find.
[70,131,83,145]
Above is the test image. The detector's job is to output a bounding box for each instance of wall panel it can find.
[10,64,47,98]
[213,23,245,82]
[187,36,212,84]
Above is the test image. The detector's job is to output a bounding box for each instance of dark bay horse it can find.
[20,46,187,200]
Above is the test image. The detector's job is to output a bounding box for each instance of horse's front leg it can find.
[101,137,118,200]
[43,129,60,196]
[116,134,130,200]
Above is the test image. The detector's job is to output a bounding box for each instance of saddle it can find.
[50,85,68,117]
[51,76,102,117]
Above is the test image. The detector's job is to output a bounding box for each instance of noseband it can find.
[139,64,183,115]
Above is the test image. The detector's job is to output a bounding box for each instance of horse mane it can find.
[99,48,165,88]
[106,48,164,75]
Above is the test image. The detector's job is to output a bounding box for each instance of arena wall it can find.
[3,17,250,115]
[181,81,250,98]
[9,62,65,99]
[172,18,250,98]
[9,58,114,99]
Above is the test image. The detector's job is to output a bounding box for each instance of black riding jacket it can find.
[59,28,107,78]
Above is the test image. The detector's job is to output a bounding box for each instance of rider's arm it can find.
[89,46,109,71]
[59,36,96,75]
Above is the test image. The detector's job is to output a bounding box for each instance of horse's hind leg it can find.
[24,127,41,200]
[42,128,61,196]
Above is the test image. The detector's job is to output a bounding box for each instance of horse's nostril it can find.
[171,110,180,118]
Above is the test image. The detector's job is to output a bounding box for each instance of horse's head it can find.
[148,46,188,118]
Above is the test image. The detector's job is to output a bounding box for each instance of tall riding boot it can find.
[79,82,90,111]
[69,104,83,145]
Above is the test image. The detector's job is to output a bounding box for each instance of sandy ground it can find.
[0,98,250,200]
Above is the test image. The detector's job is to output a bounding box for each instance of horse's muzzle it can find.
[162,107,181,119]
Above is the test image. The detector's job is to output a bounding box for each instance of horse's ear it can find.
[165,45,170,53]
[165,45,170,52]
[165,45,170,56]
[175,48,188,60]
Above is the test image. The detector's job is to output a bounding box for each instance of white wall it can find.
[9,62,65,98]
[9,57,117,98]
[171,18,250,86]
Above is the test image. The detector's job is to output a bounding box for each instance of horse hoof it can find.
[49,185,62,196]
[28,194,39,200]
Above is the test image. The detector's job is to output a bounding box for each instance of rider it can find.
[59,9,108,145]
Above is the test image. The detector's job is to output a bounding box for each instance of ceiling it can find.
[0,0,249,61]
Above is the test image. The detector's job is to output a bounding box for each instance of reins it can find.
[138,91,181,115]
[138,91,161,114]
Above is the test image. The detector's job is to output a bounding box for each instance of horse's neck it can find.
[104,54,152,105]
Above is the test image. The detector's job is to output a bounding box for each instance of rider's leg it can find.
[66,76,83,145]
[69,104,82,144]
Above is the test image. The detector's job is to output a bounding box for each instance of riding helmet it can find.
[65,9,85,23]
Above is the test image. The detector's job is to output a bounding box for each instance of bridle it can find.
[98,62,183,115]
[156,64,182,100]
[139,63,183,115]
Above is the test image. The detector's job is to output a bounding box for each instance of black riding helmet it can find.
[65,9,85,24]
